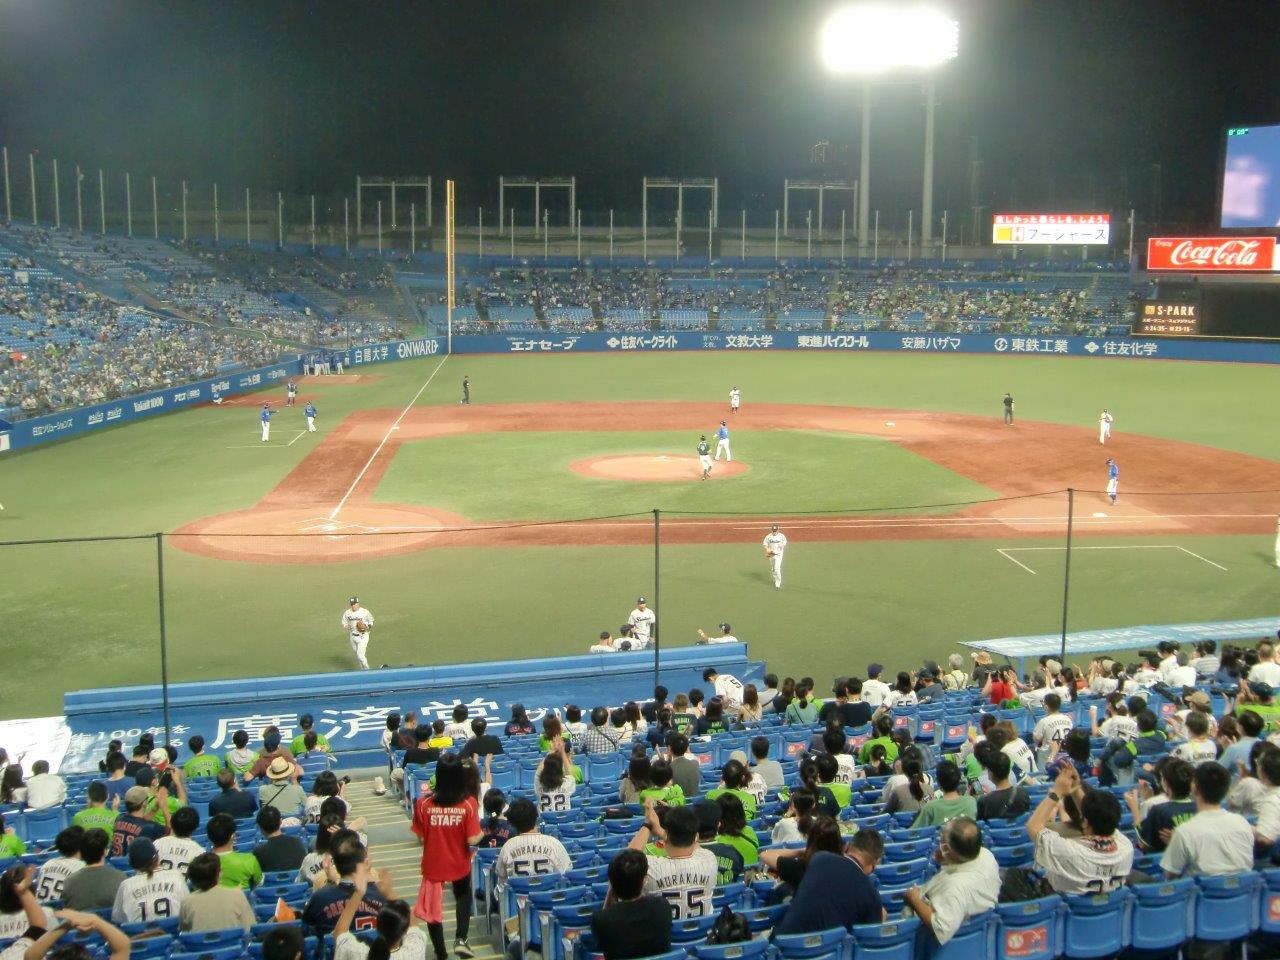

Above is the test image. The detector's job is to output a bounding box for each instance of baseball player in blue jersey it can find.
[259,403,274,442]
[304,401,318,433]
[1106,458,1119,505]
[714,420,731,461]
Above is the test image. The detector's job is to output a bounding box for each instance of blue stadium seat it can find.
[773,926,849,960]
[993,896,1062,960]
[1060,889,1131,959]
[1194,872,1260,945]
[847,918,920,960]
[170,949,244,960]
[917,913,991,960]
[176,929,248,950]
[1128,877,1195,954]
[669,915,717,945]
[692,940,771,960]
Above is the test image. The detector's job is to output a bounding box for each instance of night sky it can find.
[1,0,1277,226]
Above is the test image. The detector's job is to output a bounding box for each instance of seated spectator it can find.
[1100,709,1167,786]
[941,654,970,691]
[380,714,402,755]
[1090,694,1138,743]
[292,713,333,755]
[424,720,453,751]
[62,829,126,911]
[209,768,258,819]
[668,734,700,798]
[181,736,221,781]
[862,665,891,708]
[784,683,820,726]
[258,757,306,817]
[207,812,263,890]
[711,793,759,866]
[495,798,572,884]
[72,781,118,840]
[692,800,745,885]
[912,761,975,828]
[819,682,873,728]
[224,729,257,776]
[644,709,675,750]
[304,771,347,824]
[987,723,1038,783]
[253,805,307,873]
[751,736,785,791]
[1174,711,1219,766]
[640,760,685,807]
[1249,747,1280,854]
[179,852,254,932]
[24,760,66,811]
[33,827,85,904]
[884,671,918,709]
[101,751,131,808]
[330,859,426,960]
[478,789,514,849]
[1221,709,1264,783]
[0,863,43,944]
[580,706,623,755]
[1032,693,1073,767]
[504,704,535,737]
[627,803,717,919]
[706,759,759,819]
[443,704,472,743]
[1128,757,1195,853]
[590,850,672,960]
[903,817,999,946]
[619,754,652,805]
[154,806,204,876]
[21,908,131,960]
[245,729,300,784]
[124,747,149,780]
[858,715,899,765]
[641,686,671,724]
[0,766,26,805]
[1046,729,1094,783]
[738,685,763,723]
[762,813,842,895]
[623,702,648,740]
[533,739,577,813]
[298,812,344,885]
[982,665,1022,706]
[915,669,945,704]
[392,726,440,793]
[1162,762,1253,877]
[771,788,818,845]
[773,832,885,934]
[883,745,932,814]
[461,718,504,758]
[1238,680,1280,733]
[302,830,391,935]
[111,837,187,923]
[1026,766,1133,894]
[109,786,166,858]
[976,752,1030,821]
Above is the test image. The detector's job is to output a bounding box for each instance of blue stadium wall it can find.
[7,331,1280,451]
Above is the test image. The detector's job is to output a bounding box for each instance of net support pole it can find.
[1059,488,1075,664]
[653,508,661,693]
[155,533,172,746]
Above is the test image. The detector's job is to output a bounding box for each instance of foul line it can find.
[287,430,307,447]
[329,354,450,521]
[998,543,1229,575]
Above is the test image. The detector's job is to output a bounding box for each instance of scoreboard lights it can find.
[992,214,1111,245]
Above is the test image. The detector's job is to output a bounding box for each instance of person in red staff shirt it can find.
[411,754,483,960]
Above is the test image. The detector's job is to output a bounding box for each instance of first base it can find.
[886,421,895,427]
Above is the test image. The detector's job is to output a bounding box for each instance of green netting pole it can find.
[1059,489,1075,665]
[156,533,172,746]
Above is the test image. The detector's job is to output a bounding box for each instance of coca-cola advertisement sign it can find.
[1147,236,1278,271]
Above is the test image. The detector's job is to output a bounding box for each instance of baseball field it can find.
[4,349,1279,719]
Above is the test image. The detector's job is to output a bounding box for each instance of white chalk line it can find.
[998,543,1229,575]
[328,354,450,522]
[287,430,307,446]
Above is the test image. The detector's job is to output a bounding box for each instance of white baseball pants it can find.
[715,439,731,461]
[350,633,370,669]
[261,421,270,442]
[307,415,316,433]
[769,552,783,587]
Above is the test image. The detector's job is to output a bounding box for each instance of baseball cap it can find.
[1186,690,1211,709]
[349,596,359,604]
[695,800,722,833]
[867,662,883,676]
[1251,681,1274,698]
[148,748,169,768]
[1045,659,1062,675]
[636,596,646,604]
[133,766,156,787]
[124,786,151,809]
[719,623,731,633]
[128,837,158,870]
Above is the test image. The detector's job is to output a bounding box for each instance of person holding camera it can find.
[981,665,1023,706]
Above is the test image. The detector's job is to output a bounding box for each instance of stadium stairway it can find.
[344,771,505,960]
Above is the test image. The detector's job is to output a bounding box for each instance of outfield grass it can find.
[4,351,1278,719]
[373,429,995,519]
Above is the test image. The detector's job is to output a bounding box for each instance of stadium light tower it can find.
[820,5,958,253]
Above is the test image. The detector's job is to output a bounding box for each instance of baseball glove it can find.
[765,550,776,558]
[356,621,369,633]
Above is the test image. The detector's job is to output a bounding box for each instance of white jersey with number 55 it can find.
[643,849,718,919]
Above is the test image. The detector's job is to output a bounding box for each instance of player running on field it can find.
[697,436,712,480]
[729,388,741,414]
[260,404,274,442]
[1105,458,1119,505]
[304,401,318,433]
[1099,409,1113,444]
[714,421,731,461]
[763,524,787,590]
[341,596,375,670]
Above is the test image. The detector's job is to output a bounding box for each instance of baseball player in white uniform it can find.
[628,597,656,648]
[1099,410,1113,444]
[341,596,375,669]
[714,421,731,461]
[762,524,787,589]
[729,388,741,415]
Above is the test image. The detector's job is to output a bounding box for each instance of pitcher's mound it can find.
[570,454,748,483]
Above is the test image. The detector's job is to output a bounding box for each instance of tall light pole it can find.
[821,5,958,256]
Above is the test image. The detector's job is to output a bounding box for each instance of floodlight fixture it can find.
[819,5,958,75]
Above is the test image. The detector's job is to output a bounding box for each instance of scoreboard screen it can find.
[1134,301,1201,337]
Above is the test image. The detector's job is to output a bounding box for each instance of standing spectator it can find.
[589,850,672,960]
[702,668,744,715]
[773,833,886,935]
[303,831,393,935]
[111,837,187,923]
[411,753,482,960]
[1162,763,1254,877]
[154,807,203,876]
[33,828,85,904]
[24,761,66,811]
[902,818,999,946]
[495,798,572,884]
[253,806,307,873]
[1025,767,1133,894]
[180,853,254,932]
[627,802,717,919]
[61,829,126,911]
[209,769,258,819]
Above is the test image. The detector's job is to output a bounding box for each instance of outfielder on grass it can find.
[763,524,787,590]
[341,596,375,670]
